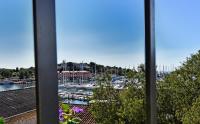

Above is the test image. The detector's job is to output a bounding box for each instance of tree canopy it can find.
[91,51,200,123]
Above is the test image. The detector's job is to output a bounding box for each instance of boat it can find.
[0,80,14,85]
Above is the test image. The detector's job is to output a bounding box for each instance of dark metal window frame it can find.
[32,0,156,124]
[145,0,157,124]
[33,0,58,124]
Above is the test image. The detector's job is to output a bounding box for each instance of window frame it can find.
[145,0,157,124]
[32,0,156,123]
[33,0,59,124]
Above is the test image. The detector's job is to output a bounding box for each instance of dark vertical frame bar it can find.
[144,0,157,124]
[33,0,58,124]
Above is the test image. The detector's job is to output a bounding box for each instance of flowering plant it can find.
[59,103,83,124]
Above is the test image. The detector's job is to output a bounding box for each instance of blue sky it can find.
[0,0,200,69]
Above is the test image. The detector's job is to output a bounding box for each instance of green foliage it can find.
[118,86,145,124]
[19,68,34,79]
[91,69,145,124]
[91,65,124,76]
[0,67,34,79]
[126,69,136,80]
[0,69,12,78]
[91,69,146,124]
[182,96,200,124]
[0,117,4,124]
[61,103,70,113]
[91,84,146,124]
[91,51,200,124]
[158,50,200,124]
[91,85,120,124]
[71,118,81,123]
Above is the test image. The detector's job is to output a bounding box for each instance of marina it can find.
[0,82,94,105]
[0,73,128,105]
[58,83,94,105]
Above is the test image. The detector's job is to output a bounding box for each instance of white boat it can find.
[0,80,14,85]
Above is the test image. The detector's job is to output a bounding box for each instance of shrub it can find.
[0,117,4,124]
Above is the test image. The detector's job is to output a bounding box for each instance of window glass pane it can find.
[156,0,200,123]
[0,1,36,123]
[56,0,145,123]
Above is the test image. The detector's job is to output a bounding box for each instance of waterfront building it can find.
[58,71,92,83]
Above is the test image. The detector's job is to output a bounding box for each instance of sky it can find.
[0,0,200,69]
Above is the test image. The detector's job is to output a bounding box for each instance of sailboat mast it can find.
[73,63,74,83]
[82,61,83,84]
[95,62,96,80]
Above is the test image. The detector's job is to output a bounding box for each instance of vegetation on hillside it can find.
[0,62,132,80]
[58,61,129,76]
[0,67,34,80]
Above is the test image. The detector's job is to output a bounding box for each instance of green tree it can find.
[158,50,200,123]
[118,85,145,124]
[0,69,12,78]
[91,84,120,124]
[16,67,19,72]
[91,68,146,124]
[126,69,136,80]
[91,50,200,124]
[182,96,200,124]
[19,69,26,79]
